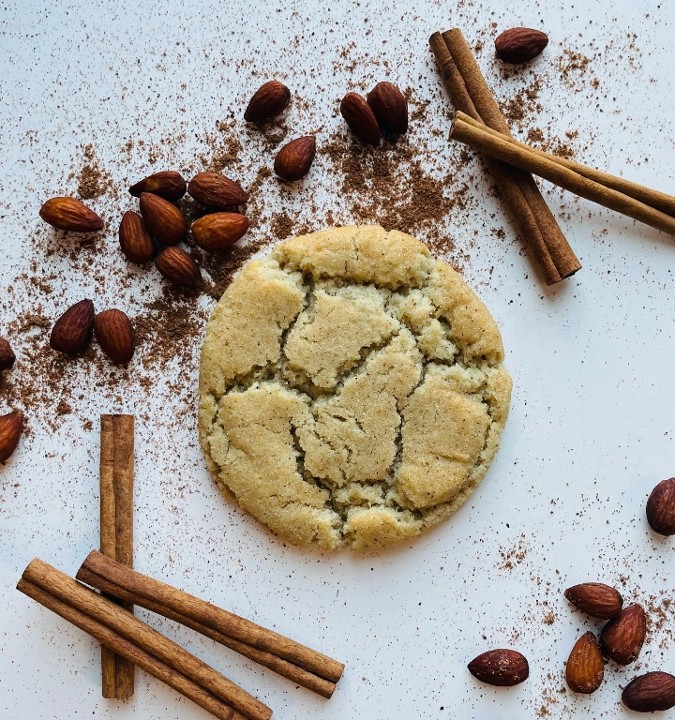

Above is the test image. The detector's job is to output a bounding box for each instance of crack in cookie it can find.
[198,226,512,552]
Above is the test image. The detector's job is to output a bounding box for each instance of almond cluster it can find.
[123,169,250,287]
[564,582,675,712]
[339,82,409,146]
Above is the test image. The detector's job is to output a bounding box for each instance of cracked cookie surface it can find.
[198,226,512,552]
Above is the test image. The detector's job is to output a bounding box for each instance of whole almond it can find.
[340,92,381,146]
[0,337,16,371]
[50,299,95,355]
[129,171,186,201]
[139,192,187,246]
[39,197,104,232]
[0,410,23,463]
[646,477,675,536]
[600,604,646,665]
[274,136,316,181]
[119,211,155,263]
[156,247,201,289]
[467,649,529,686]
[622,671,675,712]
[564,583,623,619]
[94,309,135,365]
[495,27,549,64]
[367,82,409,135]
[192,213,250,251]
[244,80,291,122]
[565,632,604,694]
[187,172,249,208]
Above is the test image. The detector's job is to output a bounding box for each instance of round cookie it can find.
[198,226,512,552]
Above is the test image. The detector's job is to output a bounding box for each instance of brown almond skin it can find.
[118,211,155,263]
[94,309,134,365]
[367,82,409,135]
[495,27,549,64]
[600,604,646,665]
[0,337,16,371]
[564,583,623,619]
[646,477,675,536]
[139,193,187,246]
[274,136,317,181]
[340,92,381,146]
[50,299,95,356]
[129,171,186,201]
[622,671,675,712]
[0,410,23,463]
[244,80,291,122]
[39,197,104,232]
[467,649,529,686]
[192,213,250,251]
[565,632,604,694]
[156,247,201,289]
[187,172,249,209]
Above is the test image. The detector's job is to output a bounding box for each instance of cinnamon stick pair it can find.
[450,111,675,236]
[430,28,581,285]
[17,554,346,719]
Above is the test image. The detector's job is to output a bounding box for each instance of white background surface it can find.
[1,1,674,718]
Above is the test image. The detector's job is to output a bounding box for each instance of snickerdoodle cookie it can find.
[198,226,511,552]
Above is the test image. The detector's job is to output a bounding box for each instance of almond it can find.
[367,82,409,135]
[467,649,529,686]
[50,299,95,355]
[646,477,675,536]
[129,171,186,201]
[156,247,201,289]
[600,604,646,665]
[192,213,249,251]
[274,136,316,181]
[118,211,155,263]
[0,410,23,463]
[94,309,134,365]
[0,337,16,371]
[565,632,604,694]
[244,80,291,122]
[39,197,104,232]
[187,172,249,209]
[339,92,381,146]
[495,27,549,64]
[564,583,623,619]
[622,671,675,712]
[139,192,187,246]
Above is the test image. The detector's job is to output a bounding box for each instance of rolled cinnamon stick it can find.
[430,29,581,284]
[17,578,244,720]
[456,112,675,216]
[18,559,271,720]
[77,550,345,693]
[99,413,135,699]
[451,113,675,236]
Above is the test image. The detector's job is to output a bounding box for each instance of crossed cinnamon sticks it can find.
[430,28,675,283]
[430,28,581,285]
[17,552,344,720]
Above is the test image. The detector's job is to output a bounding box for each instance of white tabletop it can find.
[1,1,674,718]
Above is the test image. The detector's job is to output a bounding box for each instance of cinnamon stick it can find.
[430,28,581,285]
[99,413,135,699]
[456,112,675,216]
[17,579,243,720]
[451,112,675,236]
[17,559,270,720]
[76,550,345,697]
